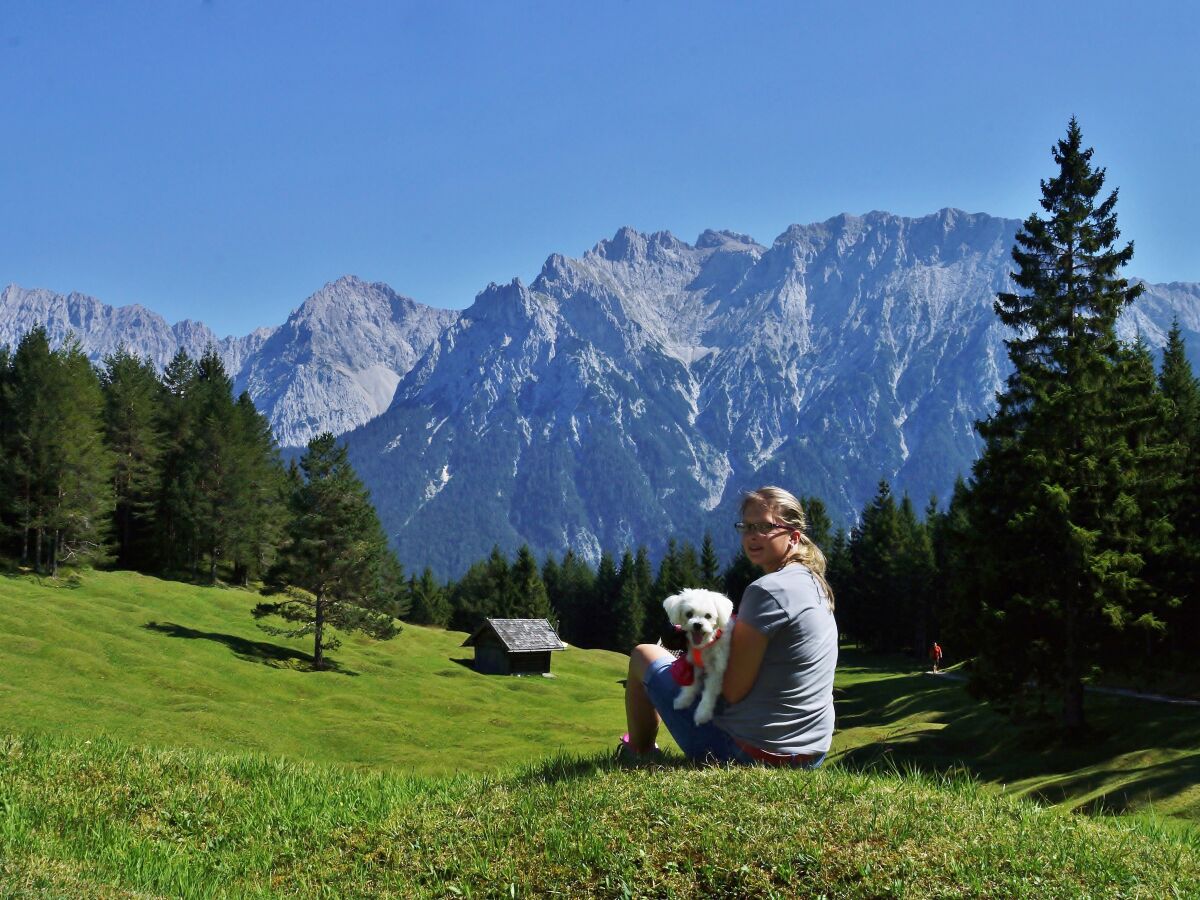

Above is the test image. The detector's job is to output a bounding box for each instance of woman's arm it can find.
[722,618,769,704]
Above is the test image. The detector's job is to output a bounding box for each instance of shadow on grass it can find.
[512,751,703,787]
[142,621,357,675]
[832,649,1200,822]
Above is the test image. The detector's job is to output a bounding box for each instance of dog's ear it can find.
[714,593,734,628]
[662,592,685,626]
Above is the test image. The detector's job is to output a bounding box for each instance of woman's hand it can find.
[722,619,769,704]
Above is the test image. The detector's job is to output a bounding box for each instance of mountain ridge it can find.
[4,209,1199,576]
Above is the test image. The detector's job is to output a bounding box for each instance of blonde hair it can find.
[741,486,835,611]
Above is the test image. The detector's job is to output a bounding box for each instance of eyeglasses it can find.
[734,521,793,536]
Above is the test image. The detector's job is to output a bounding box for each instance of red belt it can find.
[733,737,821,767]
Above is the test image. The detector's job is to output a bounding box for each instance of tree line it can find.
[0,334,403,668]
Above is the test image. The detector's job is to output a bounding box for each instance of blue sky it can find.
[2,1,1197,336]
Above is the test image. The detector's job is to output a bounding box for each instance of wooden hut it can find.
[462,618,566,676]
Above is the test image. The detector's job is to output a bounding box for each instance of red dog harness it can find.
[669,624,726,685]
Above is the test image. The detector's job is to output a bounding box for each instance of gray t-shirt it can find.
[714,564,838,755]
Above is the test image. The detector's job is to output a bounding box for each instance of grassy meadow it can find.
[0,569,633,774]
[1,569,1199,896]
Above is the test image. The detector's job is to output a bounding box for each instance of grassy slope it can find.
[2,570,1199,896]
[2,570,1198,825]
[0,570,640,774]
[2,734,1198,898]
[831,650,1200,824]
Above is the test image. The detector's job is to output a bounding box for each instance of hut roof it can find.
[462,618,566,652]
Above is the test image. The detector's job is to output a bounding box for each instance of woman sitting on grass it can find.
[620,486,838,767]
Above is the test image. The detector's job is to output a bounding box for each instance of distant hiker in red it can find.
[930,641,943,673]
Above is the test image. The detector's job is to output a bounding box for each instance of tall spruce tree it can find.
[407,566,451,627]
[546,548,595,646]
[613,548,644,652]
[1157,320,1200,663]
[0,345,14,558]
[699,532,722,590]
[845,480,899,650]
[968,118,1155,731]
[191,348,238,581]
[6,329,114,572]
[100,347,165,570]
[512,544,553,619]
[226,392,288,585]
[254,433,399,671]
[633,546,659,643]
[155,349,200,573]
[589,551,620,649]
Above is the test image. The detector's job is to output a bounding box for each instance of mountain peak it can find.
[695,229,763,251]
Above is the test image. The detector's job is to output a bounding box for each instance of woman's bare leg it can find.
[626,643,674,752]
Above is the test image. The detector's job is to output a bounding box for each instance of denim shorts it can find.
[643,655,825,768]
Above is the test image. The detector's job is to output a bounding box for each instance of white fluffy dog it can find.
[663,588,734,725]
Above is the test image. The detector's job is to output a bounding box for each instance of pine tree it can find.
[846,480,899,650]
[676,541,701,588]
[1157,320,1200,664]
[545,548,595,645]
[968,118,1155,731]
[485,546,516,618]
[408,566,451,627]
[191,348,238,582]
[0,345,16,558]
[613,549,644,652]
[48,338,115,572]
[512,544,553,620]
[802,496,833,549]
[6,329,114,572]
[255,433,399,670]
[654,539,682,600]
[7,327,57,568]
[893,494,936,655]
[721,549,759,613]
[825,528,853,632]
[448,560,493,632]
[699,531,722,590]
[226,392,288,585]
[633,546,659,643]
[590,551,620,649]
[100,346,165,569]
[155,349,200,573]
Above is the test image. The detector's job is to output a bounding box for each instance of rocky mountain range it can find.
[0,277,457,447]
[4,209,1198,576]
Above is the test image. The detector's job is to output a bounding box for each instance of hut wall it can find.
[510,651,551,675]
[474,645,511,675]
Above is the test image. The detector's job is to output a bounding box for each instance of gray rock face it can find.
[0,284,271,372]
[342,210,1200,576]
[4,211,1198,578]
[235,275,458,447]
[0,276,456,448]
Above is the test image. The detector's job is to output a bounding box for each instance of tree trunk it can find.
[1062,584,1087,732]
[20,494,30,564]
[51,530,60,577]
[34,527,43,575]
[313,595,325,671]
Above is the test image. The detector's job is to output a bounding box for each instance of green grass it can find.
[2,733,1197,898]
[829,649,1200,824]
[0,569,639,774]
[2,570,1199,895]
